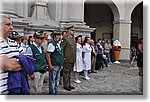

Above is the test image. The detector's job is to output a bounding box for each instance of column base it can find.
[60,22,95,37]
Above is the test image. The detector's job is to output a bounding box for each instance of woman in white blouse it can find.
[73,36,83,83]
[82,37,92,80]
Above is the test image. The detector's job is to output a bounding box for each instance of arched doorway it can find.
[131,2,143,47]
[84,1,119,42]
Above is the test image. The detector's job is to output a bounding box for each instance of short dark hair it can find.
[83,36,90,45]
[62,31,67,36]
[75,35,82,43]
[97,38,102,42]
[78,35,82,38]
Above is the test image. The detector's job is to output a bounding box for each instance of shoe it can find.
[114,61,120,64]
[74,80,81,84]
[64,87,71,91]
[91,71,97,73]
[69,86,75,89]
[84,76,90,80]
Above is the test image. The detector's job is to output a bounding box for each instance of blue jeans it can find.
[49,66,62,95]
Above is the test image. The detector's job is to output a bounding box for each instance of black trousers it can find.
[95,54,103,70]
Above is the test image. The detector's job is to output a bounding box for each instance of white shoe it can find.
[114,61,120,64]
[84,76,90,80]
[74,80,81,84]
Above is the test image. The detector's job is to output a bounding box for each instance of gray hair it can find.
[0,14,10,24]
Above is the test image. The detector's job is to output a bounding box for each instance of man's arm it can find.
[0,55,22,71]
[46,52,53,71]
[46,43,55,71]
[60,38,67,57]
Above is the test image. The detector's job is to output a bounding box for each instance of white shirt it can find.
[73,43,83,72]
[20,43,28,52]
[82,43,92,70]
[47,42,61,53]
[47,43,55,53]
[33,42,42,53]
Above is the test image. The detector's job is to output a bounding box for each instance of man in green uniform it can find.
[46,31,64,95]
[61,26,76,91]
[27,32,47,94]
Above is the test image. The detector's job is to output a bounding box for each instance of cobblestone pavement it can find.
[41,61,143,95]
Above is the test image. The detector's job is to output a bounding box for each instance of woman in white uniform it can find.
[73,36,83,83]
[82,37,92,80]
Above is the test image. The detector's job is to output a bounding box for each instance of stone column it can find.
[60,0,95,36]
[60,0,84,22]
[67,2,84,22]
[28,0,59,30]
[113,20,132,60]
[31,0,50,19]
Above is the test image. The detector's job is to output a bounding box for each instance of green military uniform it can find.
[61,35,76,89]
[30,44,47,72]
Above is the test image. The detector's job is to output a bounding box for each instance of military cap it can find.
[33,32,45,39]
[66,25,74,30]
[9,31,21,40]
[51,30,62,37]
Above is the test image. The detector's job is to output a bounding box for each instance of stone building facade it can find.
[0,0,143,60]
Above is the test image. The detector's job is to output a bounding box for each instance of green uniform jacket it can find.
[30,44,47,71]
[50,39,64,66]
[61,35,76,63]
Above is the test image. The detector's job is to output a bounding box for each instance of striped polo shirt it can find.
[0,36,19,94]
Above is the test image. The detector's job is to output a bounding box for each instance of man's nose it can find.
[10,25,13,30]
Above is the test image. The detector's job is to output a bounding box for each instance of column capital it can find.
[113,20,132,24]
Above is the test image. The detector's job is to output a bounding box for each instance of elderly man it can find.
[27,32,47,94]
[0,15,22,94]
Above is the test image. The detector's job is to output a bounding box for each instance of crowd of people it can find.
[0,15,143,95]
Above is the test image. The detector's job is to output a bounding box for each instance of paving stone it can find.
[36,62,143,95]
